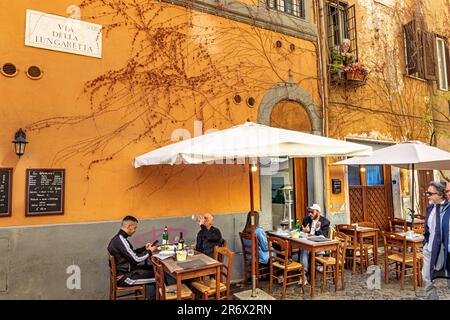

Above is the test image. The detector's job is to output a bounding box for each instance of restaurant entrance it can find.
[260,100,312,230]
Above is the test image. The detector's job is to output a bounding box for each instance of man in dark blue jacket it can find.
[422,181,450,300]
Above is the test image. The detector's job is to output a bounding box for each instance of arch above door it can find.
[257,83,322,134]
[256,82,325,229]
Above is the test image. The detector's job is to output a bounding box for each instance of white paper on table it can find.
[153,252,174,260]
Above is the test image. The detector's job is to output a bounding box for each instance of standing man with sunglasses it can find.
[422,181,450,299]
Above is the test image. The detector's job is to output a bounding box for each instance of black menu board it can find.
[26,169,65,216]
[0,168,12,217]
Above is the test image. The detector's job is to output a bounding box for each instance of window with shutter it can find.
[422,31,437,81]
[403,20,419,76]
[445,39,450,90]
[326,1,358,63]
[436,36,448,91]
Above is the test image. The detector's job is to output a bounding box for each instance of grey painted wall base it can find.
[0,213,248,299]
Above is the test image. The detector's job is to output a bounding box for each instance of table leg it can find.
[359,235,364,273]
[374,233,378,265]
[334,244,339,291]
[177,276,182,300]
[311,251,316,298]
[413,246,417,290]
[216,266,221,299]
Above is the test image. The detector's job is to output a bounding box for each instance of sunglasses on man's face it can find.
[425,191,439,197]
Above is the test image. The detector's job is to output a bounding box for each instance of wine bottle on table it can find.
[178,232,185,250]
[162,226,169,245]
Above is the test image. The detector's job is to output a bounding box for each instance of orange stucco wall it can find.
[0,0,320,226]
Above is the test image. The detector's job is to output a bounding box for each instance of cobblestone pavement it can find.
[231,252,450,300]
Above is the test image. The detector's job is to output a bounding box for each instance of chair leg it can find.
[384,258,389,284]
[395,262,399,280]
[301,269,305,294]
[321,267,326,293]
[282,269,287,300]
[401,262,405,290]
[269,265,273,295]
[352,249,356,273]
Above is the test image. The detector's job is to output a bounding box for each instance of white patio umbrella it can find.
[332,141,450,224]
[134,121,373,296]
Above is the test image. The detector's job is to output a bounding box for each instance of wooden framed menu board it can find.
[0,168,13,217]
[26,169,65,216]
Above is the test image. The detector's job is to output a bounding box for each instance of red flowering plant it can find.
[341,64,369,75]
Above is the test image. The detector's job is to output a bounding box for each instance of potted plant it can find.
[342,64,369,81]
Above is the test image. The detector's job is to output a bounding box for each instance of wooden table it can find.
[406,218,425,229]
[356,226,379,272]
[397,232,424,290]
[154,251,222,300]
[267,231,339,299]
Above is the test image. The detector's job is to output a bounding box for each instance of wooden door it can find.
[293,158,308,221]
[349,165,393,231]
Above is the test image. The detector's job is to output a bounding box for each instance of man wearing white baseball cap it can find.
[298,203,330,281]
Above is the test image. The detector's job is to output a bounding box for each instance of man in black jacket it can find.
[298,204,330,281]
[108,216,157,292]
[195,214,224,257]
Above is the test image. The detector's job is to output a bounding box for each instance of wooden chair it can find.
[267,236,305,299]
[336,224,372,273]
[316,231,348,292]
[382,232,423,290]
[413,224,425,235]
[191,246,234,300]
[355,221,377,268]
[108,254,146,300]
[358,221,376,228]
[150,256,195,300]
[239,232,270,288]
[328,225,337,240]
[389,218,407,233]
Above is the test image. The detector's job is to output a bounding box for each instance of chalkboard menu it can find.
[26,169,65,216]
[0,168,12,217]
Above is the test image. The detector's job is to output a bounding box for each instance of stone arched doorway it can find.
[257,83,324,230]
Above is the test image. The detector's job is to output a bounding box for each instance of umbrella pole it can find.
[249,163,257,297]
[410,164,415,229]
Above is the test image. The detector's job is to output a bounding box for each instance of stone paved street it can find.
[231,251,450,300]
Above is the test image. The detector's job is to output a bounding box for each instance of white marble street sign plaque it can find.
[25,9,102,58]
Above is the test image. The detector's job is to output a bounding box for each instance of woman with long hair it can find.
[242,211,270,264]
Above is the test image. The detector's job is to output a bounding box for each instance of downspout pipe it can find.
[314,0,330,215]
[314,0,328,138]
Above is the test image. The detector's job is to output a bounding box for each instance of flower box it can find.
[345,71,367,81]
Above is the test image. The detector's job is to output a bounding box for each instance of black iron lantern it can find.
[12,128,28,157]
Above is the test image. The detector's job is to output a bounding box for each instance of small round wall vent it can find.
[26,65,43,80]
[233,94,242,104]
[247,97,256,108]
[1,63,18,77]
[289,43,296,52]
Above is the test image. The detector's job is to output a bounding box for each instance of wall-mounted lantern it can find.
[12,128,28,157]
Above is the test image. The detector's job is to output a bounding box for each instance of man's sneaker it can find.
[277,275,284,284]
[299,278,308,286]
